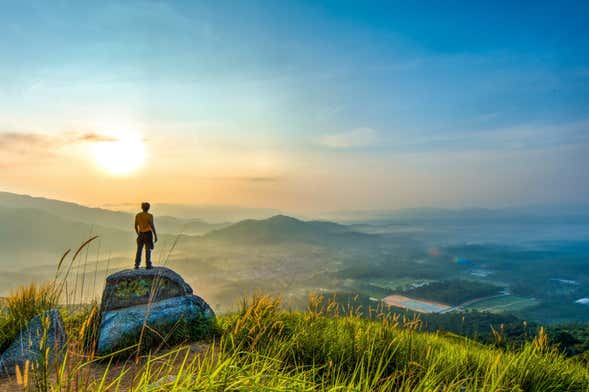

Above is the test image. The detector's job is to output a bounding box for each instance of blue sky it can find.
[0,1,587,211]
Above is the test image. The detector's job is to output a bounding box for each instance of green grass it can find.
[465,295,539,313]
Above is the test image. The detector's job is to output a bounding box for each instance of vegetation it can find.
[2,290,589,391]
[397,280,502,306]
[1,253,588,390]
[0,282,58,352]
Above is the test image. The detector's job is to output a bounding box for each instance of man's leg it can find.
[135,236,144,268]
[145,231,153,269]
[145,246,152,269]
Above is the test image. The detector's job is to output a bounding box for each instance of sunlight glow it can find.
[91,131,146,175]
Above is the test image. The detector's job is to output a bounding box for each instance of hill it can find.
[0,205,133,254]
[204,214,376,245]
[1,292,588,390]
[0,191,226,235]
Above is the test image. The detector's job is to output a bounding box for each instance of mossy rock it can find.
[96,295,215,355]
[100,267,193,312]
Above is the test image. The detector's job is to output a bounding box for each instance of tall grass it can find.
[4,293,587,391]
[0,282,59,353]
[214,294,589,391]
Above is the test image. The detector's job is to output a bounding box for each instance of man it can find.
[134,202,158,269]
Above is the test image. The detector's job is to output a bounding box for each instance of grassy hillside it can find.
[1,286,589,391]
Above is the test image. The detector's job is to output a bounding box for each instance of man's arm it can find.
[134,215,139,235]
[150,216,158,242]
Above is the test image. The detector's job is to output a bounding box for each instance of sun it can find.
[91,131,146,175]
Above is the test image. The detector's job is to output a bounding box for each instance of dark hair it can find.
[141,202,150,212]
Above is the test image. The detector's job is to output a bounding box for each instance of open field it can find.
[382,294,451,313]
[464,295,539,313]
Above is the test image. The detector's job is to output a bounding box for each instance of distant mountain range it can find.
[0,191,228,235]
[2,190,588,257]
[101,201,281,223]
[0,192,375,255]
[322,205,589,224]
[0,204,132,253]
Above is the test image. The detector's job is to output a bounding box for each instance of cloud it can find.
[75,133,118,143]
[0,132,54,149]
[206,176,282,183]
[318,128,378,149]
[243,177,281,183]
[0,131,118,150]
[0,131,118,168]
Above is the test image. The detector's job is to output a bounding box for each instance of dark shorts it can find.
[137,231,154,249]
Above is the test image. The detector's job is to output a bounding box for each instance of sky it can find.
[0,1,588,213]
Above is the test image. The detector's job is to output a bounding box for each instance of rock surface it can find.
[101,267,193,312]
[97,267,215,355]
[0,309,66,377]
[97,294,214,355]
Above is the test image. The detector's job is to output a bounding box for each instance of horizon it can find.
[1,1,588,212]
[0,190,589,224]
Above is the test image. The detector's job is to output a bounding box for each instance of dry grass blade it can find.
[56,249,71,279]
[56,236,100,299]
[72,235,99,262]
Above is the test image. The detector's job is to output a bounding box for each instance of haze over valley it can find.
[2,191,588,324]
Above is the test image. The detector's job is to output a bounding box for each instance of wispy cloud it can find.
[0,131,117,150]
[243,177,281,183]
[317,128,379,149]
[0,131,118,167]
[75,133,119,143]
[205,176,282,183]
[0,132,54,149]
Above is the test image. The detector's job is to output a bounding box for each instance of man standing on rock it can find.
[134,202,158,269]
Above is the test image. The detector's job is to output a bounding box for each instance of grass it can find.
[0,282,59,353]
[2,292,589,391]
[465,295,539,313]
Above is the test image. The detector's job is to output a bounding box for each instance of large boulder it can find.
[0,309,66,377]
[101,267,193,312]
[97,267,215,356]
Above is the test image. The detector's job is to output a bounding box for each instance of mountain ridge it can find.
[204,214,374,245]
[0,191,226,234]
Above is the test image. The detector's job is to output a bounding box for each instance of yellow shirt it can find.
[135,212,154,233]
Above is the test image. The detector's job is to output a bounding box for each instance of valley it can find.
[1,191,588,324]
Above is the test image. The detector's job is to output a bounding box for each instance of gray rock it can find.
[100,267,193,312]
[97,294,214,355]
[0,309,66,377]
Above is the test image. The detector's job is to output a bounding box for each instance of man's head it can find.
[141,202,150,212]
